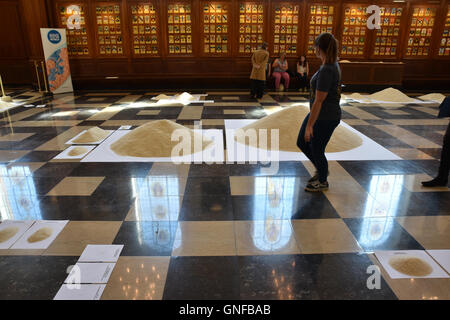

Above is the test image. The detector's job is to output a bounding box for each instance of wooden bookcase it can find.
[54,1,93,58]
[94,1,126,57]
[370,3,406,59]
[340,3,369,58]
[200,1,232,56]
[237,1,265,55]
[436,4,450,57]
[166,1,194,55]
[38,0,450,88]
[403,3,439,58]
[270,2,301,56]
[128,1,161,57]
[305,2,338,57]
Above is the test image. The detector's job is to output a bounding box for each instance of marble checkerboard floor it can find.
[0,88,449,300]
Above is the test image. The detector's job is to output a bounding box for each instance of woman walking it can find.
[272,52,290,92]
[296,55,309,92]
[297,33,341,192]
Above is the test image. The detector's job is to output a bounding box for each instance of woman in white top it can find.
[296,55,309,92]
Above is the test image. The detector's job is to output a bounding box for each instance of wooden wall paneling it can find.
[339,1,373,60]
[199,0,233,57]
[402,1,440,59]
[92,0,127,58]
[127,0,162,58]
[236,0,266,56]
[368,1,407,60]
[305,1,339,58]
[164,0,195,57]
[433,0,450,58]
[54,0,93,58]
[270,0,302,58]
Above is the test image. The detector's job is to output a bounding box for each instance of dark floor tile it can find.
[38,196,132,220]
[339,160,423,176]
[32,176,65,195]
[32,162,79,177]
[16,151,60,162]
[179,195,233,221]
[184,177,230,195]
[409,160,441,177]
[408,192,450,216]
[0,256,78,300]
[91,176,142,206]
[188,164,229,177]
[417,148,442,159]
[232,193,339,220]
[163,256,240,300]
[69,162,152,177]
[113,221,177,256]
[344,218,424,251]
[228,162,309,177]
[238,254,397,300]
[77,120,106,127]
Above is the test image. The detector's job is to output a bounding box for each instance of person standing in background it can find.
[272,52,290,92]
[422,97,450,187]
[250,42,269,99]
[296,55,309,92]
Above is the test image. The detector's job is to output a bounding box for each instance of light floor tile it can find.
[102,256,170,300]
[0,132,35,142]
[396,216,450,249]
[172,221,236,256]
[263,106,284,115]
[149,163,190,177]
[51,111,80,117]
[0,150,30,161]
[368,254,450,300]
[43,221,122,256]
[87,106,125,121]
[342,106,380,120]
[137,110,160,116]
[116,95,143,103]
[411,106,439,116]
[4,162,45,174]
[6,109,47,122]
[102,120,155,126]
[235,220,300,255]
[177,106,204,120]
[224,109,246,115]
[0,249,45,256]
[36,126,90,151]
[230,176,255,195]
[343,119,370,126]
[222,96,240,101]
[201,119,224,126]
[204,102,260,107]
[9,120,82,127]
[402,174,449,192]
[291,219,362,254]
[388,148,435,160]
[325,192,378,218]
[388,119,449,126]
[376,125,440,148]
[46,176,105,196]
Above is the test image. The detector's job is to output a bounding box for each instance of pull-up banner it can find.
[40,28,74,94]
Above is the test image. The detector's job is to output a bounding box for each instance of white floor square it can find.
[224,119,400,162]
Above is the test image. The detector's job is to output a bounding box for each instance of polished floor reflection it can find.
[0,89,449,300]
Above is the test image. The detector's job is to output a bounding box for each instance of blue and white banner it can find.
[40,28,74,94]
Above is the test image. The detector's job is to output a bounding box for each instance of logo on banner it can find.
[47,30,62,44]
